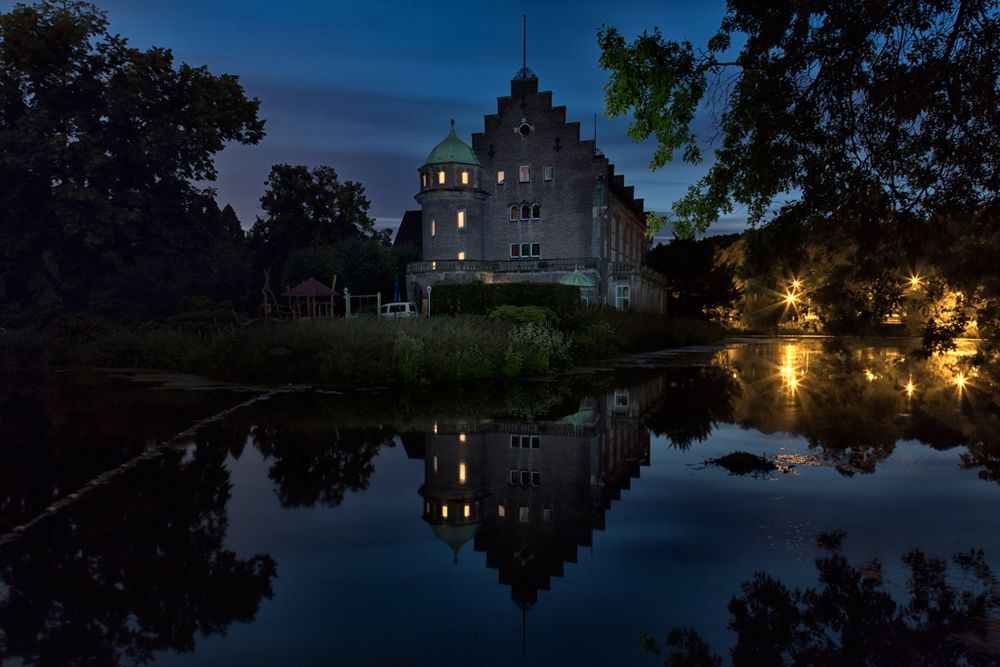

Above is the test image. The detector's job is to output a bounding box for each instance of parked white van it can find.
[379,302,419,319]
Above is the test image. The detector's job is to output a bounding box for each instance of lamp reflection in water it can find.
[778,344,807,395]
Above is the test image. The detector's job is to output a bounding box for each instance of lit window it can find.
[498,503,506,517]
[521,204,530,220]
[431,261,437,270]
[510,205,519,221]
[441,504,448,518]
[421,173,428,188]
[464,504,471,518]
[457,251,466,260]
[519,165,529,182]
[543,166,553,181]
[457,209,465,229]
[497,170,505,185]
[459,462,466,483]
[459,433,466,443]
[531,204,540,219]
[437,170,445,184]
[519,506,530,522]
[461,171,469,185]
[431,219,436,237]
[425,501,430,513]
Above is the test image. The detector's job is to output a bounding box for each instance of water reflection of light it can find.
[865,369,876,382]
[778,344,806,394]
[954,373,967,392]
[905,378,916,397]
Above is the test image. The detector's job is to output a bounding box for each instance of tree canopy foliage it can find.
[600,0,1000,237]
[248,164,381,278]
[600,1,1000,352]
[0,0,265,323]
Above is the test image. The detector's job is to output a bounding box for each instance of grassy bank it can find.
[1,309,726,385]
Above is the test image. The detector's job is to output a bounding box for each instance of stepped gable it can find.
[605,162,645,218]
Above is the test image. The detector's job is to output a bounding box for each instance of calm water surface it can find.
[1,338,998,665]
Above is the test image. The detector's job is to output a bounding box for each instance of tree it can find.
[248,164,377,276]
[599,1,1000,237]
[0,1,264,323]
[599,2,1000,347]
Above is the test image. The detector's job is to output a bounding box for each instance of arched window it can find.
[531,204,540,219]
[461,171,469,185]
[510,205,519,221]
[421,172,428,188]
[437,170,446,185]
[521,204,530,220]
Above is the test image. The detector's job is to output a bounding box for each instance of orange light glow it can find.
[441,505,448,518]
[463,504,471,518]
[864,369,876,382]
[458,433,466,443]
[459,462,466,483]
[909,275,922,288]
[905,379,916,397]
[791,279,802,290]
[784,292,797,305]
[954,373,967,390]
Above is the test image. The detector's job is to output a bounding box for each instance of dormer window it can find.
[437,170,446,184]
[461,171,469,185]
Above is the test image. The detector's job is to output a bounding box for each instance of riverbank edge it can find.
[0,314,728,387]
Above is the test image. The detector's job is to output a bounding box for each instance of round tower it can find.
[415,121,490,261]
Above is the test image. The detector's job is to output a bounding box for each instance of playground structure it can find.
[256,270,383,323]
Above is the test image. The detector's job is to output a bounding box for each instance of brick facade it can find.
[405,71,666,313]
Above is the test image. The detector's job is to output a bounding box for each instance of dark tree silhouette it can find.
[0,446,276,665]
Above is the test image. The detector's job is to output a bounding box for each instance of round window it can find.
[518,123,531,137]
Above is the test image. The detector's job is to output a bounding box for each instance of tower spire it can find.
[522,15,527,72]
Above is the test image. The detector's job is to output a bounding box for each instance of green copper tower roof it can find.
[423,120,481,167]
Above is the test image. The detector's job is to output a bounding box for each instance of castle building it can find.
[398,66,667,313]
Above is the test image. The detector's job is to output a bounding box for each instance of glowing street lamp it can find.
[784,292,797,305]
[791,278,802,290]
[908,275,923,289]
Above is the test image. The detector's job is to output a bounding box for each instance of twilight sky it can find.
[7,0,747,240]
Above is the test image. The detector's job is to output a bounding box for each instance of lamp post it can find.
[427,285,432,318]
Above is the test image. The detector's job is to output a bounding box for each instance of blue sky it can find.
[6,0,747,239]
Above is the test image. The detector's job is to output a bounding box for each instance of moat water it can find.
[1,338,998,665]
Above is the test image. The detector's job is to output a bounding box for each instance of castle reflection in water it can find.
[403,375,665,606]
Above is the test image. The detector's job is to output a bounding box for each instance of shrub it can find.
[433,283,580,316]
[502,322,571,376]
[489,304,556,326]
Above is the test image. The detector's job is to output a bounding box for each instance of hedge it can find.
[431,282,580,316]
